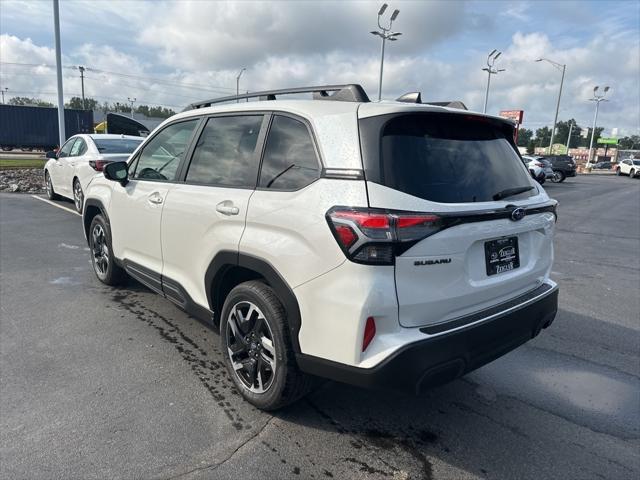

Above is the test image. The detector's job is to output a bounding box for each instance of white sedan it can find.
[44,134,143,212]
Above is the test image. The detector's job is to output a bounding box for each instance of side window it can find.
[58,138,77,158]
[259,115,320,190]
[70,138,85,156]
[132,120,199,181]
[186,115,263,187]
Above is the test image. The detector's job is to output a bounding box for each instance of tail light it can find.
[326,207,443,265]
[89,160,111,171]
[534,162,544,168]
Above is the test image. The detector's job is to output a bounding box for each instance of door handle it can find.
[216,201,239,216]
[148,192,163,205]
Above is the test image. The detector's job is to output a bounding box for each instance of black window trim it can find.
[255,111,324,193]
[178,111,271,190]
[127,117,205,184]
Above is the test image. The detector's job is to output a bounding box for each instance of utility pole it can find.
[1,87,7,104]
[128,97,136,119]
[370,4,401,101]
[53,0,66,147]
[482,50,505,114]
[536,58,566,154]
[78,66,86,109]
[588,86,610,165]
[236,68,245,103]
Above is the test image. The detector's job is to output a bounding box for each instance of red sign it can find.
[499,110,524,124]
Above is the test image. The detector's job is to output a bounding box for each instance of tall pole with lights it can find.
[1,87,7,104]
[78,65,86,109]
[53,0,65,146]
[588,86,610,164]
[370,4,401,101]
[482,50,505,114]
[536,58,566,154]
[236,68,245,103]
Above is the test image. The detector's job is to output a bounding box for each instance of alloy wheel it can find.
[226,301,277,394]
[46,174,53,197]
[91,224,109,277]
[73,181,83,212]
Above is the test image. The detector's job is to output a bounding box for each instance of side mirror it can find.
[103,161,129,186]
[45,150,57,159]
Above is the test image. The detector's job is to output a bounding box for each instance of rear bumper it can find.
[296,284,558,394]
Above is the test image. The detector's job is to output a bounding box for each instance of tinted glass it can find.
[70,138,85,156]
[133,120,198,181]
[58,139,77,158]
[186,116,263,187]
[93,138,143,154]
[259,115,320,190]
[633,160,640,166]
[368,114,534,203]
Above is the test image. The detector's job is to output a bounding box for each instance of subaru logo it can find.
[510,207,526,221]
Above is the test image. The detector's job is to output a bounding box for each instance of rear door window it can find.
[58,139,77,158]
[360,113,535,203]
[186,115,263,188]
[258,115,321,190]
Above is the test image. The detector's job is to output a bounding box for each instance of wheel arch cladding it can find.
[83,199,109,244]
[205,251,303,353]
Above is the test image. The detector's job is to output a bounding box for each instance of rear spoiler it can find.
[395,92,468,110]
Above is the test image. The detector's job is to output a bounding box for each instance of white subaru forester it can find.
[82,85,558,410]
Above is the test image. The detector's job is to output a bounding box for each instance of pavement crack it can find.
[163,416,275,480]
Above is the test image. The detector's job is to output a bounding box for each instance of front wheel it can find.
[45,171,60,200]
[73,178,84,213]
[556,170,566,183]
[220,281,312,410]
[630,169,636,179]
[616,168,621,176]
[89,214,125,286]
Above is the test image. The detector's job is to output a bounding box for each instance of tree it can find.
[526,140,536,154]
[65,96,99,110]
[516,128,533,147]
[8,96,53,107]
[617,135,640,150]
[535,126,552,149]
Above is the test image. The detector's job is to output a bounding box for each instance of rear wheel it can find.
[45,171,60,200]
[556,170,566,183]
[89,214,125,286]
[220,280,312,410]
[73,178,84,213]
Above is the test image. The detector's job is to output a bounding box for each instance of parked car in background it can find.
[616,159,640,178]
[593,162,612,170]
[522,155,548,184]
[44,134,143,212]
[544,155,576,183]
[81,84,558,410]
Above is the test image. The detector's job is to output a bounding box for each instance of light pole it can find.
[128,97,136,119]
[1,87,7,104]
[53,0,65,147]
[566,120,575,152]
[536,58,566,154]
[482,50,505,114]
[236,68,246,103]
[370,4,401,101]
[588,86,610,164]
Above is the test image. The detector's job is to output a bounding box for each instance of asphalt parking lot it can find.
[1,175,638,480]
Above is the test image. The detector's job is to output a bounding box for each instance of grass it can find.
[0,158,47,170]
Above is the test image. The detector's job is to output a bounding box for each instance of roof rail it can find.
[185,84,370,111]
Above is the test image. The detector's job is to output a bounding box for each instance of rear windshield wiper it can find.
[492,185,534,201]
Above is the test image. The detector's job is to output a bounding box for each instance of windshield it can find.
[359,113,535,203]
[93,138,143,154]
[633,160,640,166]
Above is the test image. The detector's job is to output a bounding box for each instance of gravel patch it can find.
[0,169,46,194]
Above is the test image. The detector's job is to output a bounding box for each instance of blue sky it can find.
[1,0,638,136]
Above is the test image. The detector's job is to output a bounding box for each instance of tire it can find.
[630,169,636,179]
[537,176,545,185]
[73,178,84,213]
[616,168,621,176]
[89,214,125,286]
[220,280,312,410]
[45,171,60,200]
[556,171,566,183]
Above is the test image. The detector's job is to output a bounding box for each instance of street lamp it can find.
[482,50,505,113]
[587,86,610,164]
[536,58,566,154]
[1,87,8,104]
[370,3,401,101]
[236,68,246,103]
[128,97,136,119]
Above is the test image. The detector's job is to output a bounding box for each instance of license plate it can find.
[484,236,520,276]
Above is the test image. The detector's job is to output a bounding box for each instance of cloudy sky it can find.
[1,0,638,136]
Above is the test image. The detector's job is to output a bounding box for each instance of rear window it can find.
[93,138,143,154]
[360,113,535,203]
